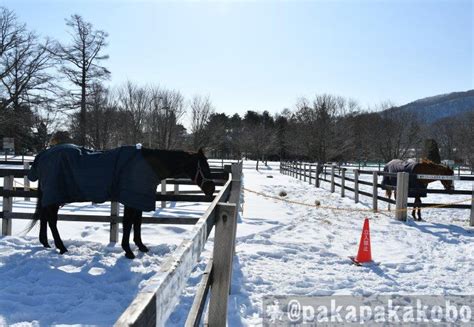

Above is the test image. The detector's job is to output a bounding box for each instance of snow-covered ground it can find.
[0,161,473,326]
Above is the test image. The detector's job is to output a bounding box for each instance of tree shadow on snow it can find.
[405,220,474,244]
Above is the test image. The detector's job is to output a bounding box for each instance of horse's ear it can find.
[197,147,205,156]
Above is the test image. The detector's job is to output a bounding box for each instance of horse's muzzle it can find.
[202,181,216,196]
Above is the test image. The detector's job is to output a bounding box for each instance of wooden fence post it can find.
[395,172,409,221]
[315,164,320,188]
[110,202,119,243]
[330,165,335,193]
[341,168,345,197]
[308,165,312,185]
[470,183,474,227]
[372,172,378,212]
[23,162,30,201]
[161,180,166,208]
[354,169,359,203]
[227,163,242,294]
[298,162,302,180]
[303,164,307,182]
[208,203,237,326]
[2,175,13,236]
[174,183,179,195]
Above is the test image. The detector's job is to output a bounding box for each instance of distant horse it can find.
[27,144,215,259]
[381,159,454,221]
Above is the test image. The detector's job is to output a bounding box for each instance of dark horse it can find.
[382,159,454,221]
[27,144,215,259]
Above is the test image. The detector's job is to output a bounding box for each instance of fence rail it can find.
[0,161,243,326]
[280,161,474,226]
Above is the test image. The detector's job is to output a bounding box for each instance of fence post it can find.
[372,172,378,212]
[395,172,409,221]
[354,169,359,203]
[303,164,307,182]
[341,168,346,197]
[208,203,237,326]
[174,183,179,195]
[2,175,13,236]
[315,164,320,188]
[308,165,312,185]
[299,162,302,180]
[110,202,119,243]
[470,183,473,227]
[330,165,335,193]
[161,180,166,208]
[24,162,30,201]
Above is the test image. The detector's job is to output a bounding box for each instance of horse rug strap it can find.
[28,144,160,211]
[381,159,427,198]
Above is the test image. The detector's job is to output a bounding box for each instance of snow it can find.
[1,161,473,326]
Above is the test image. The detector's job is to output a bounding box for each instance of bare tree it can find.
[117,81,150,144]
[0,7,58,152]
[370,101,421,162]
[1,34,54,110]
[0,7,23,83]
[149,88,186,149]
[190,95,214,150]
[51,14,110,146]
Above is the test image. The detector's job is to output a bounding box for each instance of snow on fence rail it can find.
[0,162,243,325]
[280,161,474,226]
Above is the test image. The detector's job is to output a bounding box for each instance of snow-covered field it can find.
[0,161,473,326]
[225,162,473,325]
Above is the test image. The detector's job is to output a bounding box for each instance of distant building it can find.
[2,137,14,155]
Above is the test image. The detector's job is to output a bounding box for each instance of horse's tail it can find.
[25,183,42,234]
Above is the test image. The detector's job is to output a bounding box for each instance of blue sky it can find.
[3,0,473,117]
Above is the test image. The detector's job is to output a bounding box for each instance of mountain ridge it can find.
[384,89,474,123]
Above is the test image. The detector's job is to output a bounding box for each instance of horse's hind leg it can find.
[133,210,149,253]
[39,211,50,248]
[47,205,68,254]
[122,206,135,259]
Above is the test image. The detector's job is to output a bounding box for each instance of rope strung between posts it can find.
[243,187,473,214]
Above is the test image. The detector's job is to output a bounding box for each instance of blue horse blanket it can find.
[28,144,160,211]
[381,159,427,197]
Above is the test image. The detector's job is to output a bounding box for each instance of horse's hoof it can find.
[41,242,51,248]
[137,244,149,253]
[125,252,135,259]
[59,248,68,254]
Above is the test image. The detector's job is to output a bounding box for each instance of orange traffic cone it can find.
[349,218,373,265]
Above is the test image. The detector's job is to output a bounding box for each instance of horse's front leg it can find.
[386,190,391,211]
[415,197,422,221]
[47,205,68,254]
[122,206,135,259]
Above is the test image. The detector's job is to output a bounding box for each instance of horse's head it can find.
[191,148,215,196]
[421,159,455,192]
[441,166,455,192]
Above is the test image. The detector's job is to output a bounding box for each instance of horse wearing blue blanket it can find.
[27,144,215,259]
[381,159,454,221]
